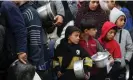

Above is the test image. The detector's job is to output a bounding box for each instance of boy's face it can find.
[106,0,115,10]
[68,31,80,44]
[85,28,97,37]
[89,0,99,11]
[116,16,125,28]
[106,29,116,40]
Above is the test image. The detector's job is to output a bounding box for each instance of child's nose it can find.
[111,33,115,36]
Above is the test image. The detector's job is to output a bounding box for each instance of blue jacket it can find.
[19,2,49,70]
[121,7,133,31]
[0,1,27,54]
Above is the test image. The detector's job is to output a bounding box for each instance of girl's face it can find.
[68,31,80,44]
[116,15,126,28]
[89,0,99,11]
[106,29,116,41]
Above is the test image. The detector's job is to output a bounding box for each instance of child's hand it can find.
[57,71,63,78]
[108,56,114,66]
[54,15,63,26]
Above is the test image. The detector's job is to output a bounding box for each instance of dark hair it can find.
[65,26,81,40]
[80,18,97,32]
[112,26,118,32]
[7,60,35,80]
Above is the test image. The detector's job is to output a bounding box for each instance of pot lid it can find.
[91,52,108,61]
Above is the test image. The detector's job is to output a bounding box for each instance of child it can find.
[79,18,106,80]
[98,21,122,80]
[53,26,93,80]
[110,7,133,80]
[106,0,133,31]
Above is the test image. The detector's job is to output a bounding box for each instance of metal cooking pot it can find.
[37,2,56,22]
[91,52,109,68]
[73,59,90,79]
[37,2,57,33]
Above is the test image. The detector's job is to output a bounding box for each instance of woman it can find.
[75,0,108,38]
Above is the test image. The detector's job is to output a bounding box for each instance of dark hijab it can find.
[75,1,108,38]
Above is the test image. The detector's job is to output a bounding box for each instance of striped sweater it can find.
[19,2,49,70]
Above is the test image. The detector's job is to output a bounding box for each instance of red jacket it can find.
[98,21,122,60]
[79,37,97,56]
[79,36,104,75]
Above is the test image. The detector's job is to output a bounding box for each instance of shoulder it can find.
[122,29,130,34]
[23,6,39,21]
[93,38,99,42]
[112,40,120,47]
[107,40,119,47]
[2,1,18,11]
[121,7,130,13]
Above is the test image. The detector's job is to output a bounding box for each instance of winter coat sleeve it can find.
[125,31,133,61]
[109,61,121,77]
[94,39,105,52]
[130,29,133,41]
[2,1,27,53]
[23,8,45,65]
[80,47,93,67]
[113,42,122,62]
[53,46,61,72]
[54,1,65,17]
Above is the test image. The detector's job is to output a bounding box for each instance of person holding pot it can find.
[79,18,107,80]
[53,26,93,80]
[98,21,122,80]
[0,1,27,80]
[75,0,108,38]
[14,1,52,80]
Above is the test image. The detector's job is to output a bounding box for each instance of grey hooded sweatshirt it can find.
[110,7,133,68]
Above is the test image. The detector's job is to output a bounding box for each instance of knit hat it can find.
[65,26,81,40]
[109,7,126,23]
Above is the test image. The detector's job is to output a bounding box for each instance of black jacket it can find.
[53,39,92,80]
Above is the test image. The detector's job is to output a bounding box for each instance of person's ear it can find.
[84,29,88,33]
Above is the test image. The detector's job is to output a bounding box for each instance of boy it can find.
[53,26,93,80]
[106,0,133,31]
[110,7,133,80]
[98,21,122,80]
[79,18,106,80]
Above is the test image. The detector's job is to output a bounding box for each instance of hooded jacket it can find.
[53,39,92,80]
[110,8,133,68]
[53,26,92,80]
[98,21,122,62]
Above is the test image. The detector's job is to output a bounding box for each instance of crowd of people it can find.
[0,0,133,80]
